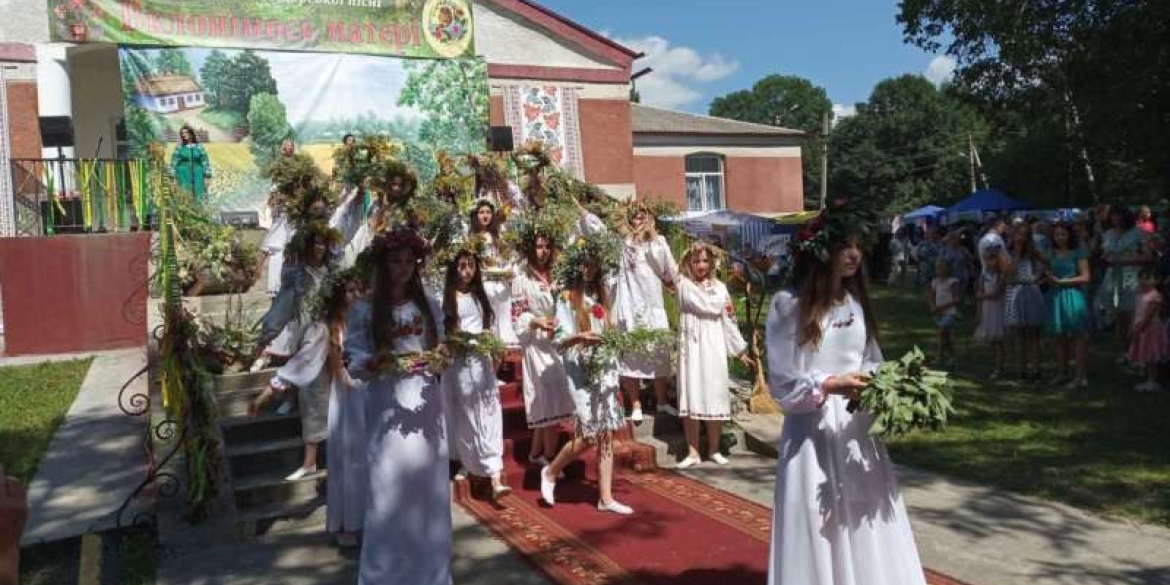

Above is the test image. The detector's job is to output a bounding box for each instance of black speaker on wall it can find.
[39,116,75,149]
[489,126,514,152]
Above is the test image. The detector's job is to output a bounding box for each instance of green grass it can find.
[198,108,244,132]
[871,284,1170,526]
[0,359,92,484]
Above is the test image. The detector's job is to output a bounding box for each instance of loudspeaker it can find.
[489,126,514,152]
[39,116,75,149]
[220,211,260,229]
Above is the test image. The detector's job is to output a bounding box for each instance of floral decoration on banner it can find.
[423,0,474,58]
[519,87,566,165]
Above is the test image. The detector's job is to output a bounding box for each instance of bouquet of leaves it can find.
[847,347,955,439]
[447,331,507,361]
[575,327,676,386]
[368,349,452,377]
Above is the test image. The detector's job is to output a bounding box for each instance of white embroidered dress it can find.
[677,278,747,421]
[260,198,293,296]
[554,292,625,438]
[764,290,926,585]
[511,270,575,428]
[613,235,678,378]
[442,293,505,477]
[327,300,371,534]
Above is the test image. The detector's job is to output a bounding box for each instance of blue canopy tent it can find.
[902,205,945,220]
[948,189,1030,214]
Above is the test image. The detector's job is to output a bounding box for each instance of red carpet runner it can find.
[453,355,970,585]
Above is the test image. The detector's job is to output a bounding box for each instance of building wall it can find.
[474,0,619,71]
[6,81,42,158]
[0,0,51,44]
[578,99,633,193]
[67,45,121,158]
[632,155,685,205]
[633,144,804,214]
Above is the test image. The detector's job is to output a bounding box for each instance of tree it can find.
[247,93,292,172]
[153,48,193,77]
[199,50,231,110]
[709,75,832,206]
[219,50,278,114]
[398,57,490,157]
[829,75,988,212]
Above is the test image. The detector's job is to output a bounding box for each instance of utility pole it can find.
[819,110,829,209]
[967,134,977,194]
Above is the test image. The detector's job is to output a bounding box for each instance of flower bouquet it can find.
[447,331,507,361]
[847,347,955,439]
[368,349,451,377]
[575,328,676,386]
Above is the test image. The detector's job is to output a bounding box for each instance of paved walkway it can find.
[19,347,150,545]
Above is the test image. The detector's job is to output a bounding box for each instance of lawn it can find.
[198,108,244,132]
[870,284,1170,526]
[0,358,92,484]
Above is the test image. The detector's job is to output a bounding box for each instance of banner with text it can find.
[119,46,489,217]
[51,0,474,58]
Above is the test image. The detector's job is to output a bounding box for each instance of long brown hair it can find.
[793,241,879,348]
[569,259,611,334]
[320,274,358,379]
[371,238,438,352]
[442,249,494,335]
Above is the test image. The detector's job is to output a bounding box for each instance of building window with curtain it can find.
[685,154,725,212]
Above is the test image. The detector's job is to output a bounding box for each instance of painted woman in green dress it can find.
[171,125,211,205]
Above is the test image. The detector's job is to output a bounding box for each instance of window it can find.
[685,154,725,212]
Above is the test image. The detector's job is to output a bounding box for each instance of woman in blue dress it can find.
[1095,207,1150,344]
[1046,223,1092,388]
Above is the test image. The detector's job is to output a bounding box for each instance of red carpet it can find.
[453,354,971,585]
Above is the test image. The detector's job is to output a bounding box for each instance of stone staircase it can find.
[212,369,329,539]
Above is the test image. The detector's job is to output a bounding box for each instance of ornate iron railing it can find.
[8,157,157,236]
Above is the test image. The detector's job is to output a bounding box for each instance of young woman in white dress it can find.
[764,209,926,585]
[676,241,751,468]
[441,249,512,499]
[612,203,679,422]
[539,242,633,515]
[258,188,292,297]
[511,234,576,464]
[469,199,519,347]
[345,231,451,585]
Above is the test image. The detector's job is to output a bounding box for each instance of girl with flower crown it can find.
[344,231,451,585]
[469,198,519,346]
[675,241,751,468]
[441,248,512,499]
[612,202,679,422]
[764,201,926,585]
[539,234,633,515]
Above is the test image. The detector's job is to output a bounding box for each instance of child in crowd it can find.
[927,259,961,365]
[675,241,750,468]
[1046,223,1093,389]
[1005,224,1047,380]
[1128,267,1167,392]
[975,249,1007,377]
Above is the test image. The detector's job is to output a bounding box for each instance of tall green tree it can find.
[709,74,832,207]
[829,75,988,212]
[399,58,490,156]
[198,49,231,110]
[247,93,292,172]
[153,48,193,77]
[219,50,278,115]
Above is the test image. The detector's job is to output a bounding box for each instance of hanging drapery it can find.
[502,85,586,180]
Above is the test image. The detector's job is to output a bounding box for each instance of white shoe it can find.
[276,401,293,416]
[249,355,270,373]
[454,467,469,481]
[285,466,316,481]
[658,404,679,417]
[711,453,729,465]
[597,500,634,515]
[528,454,548,466]
[630,407,644,423]
[539,465,556,505]
[676,456,701,469]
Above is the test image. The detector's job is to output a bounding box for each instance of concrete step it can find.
[233,467,327,511]
[239,501,329,541]
[227,436,312,478]
[214,369,277,394]
[221,412,303,445]
[630,411,752,469]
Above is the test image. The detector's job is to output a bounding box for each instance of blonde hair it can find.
[679,240,721,281]
[626,202,659,243]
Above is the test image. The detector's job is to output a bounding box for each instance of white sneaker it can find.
[528,454,548,466]
[658,404,679,417]
[249,355,270,373]
[539,465,556,505]
[454,467,469,481]
[276,401,293,416]
[630,407,644,423]
[711,453,730,465]
[285,466,316,481]
[676,456,701,469]
[597,500,634,515]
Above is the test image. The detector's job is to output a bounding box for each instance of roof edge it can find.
[632,103,807,136]
[479,0,640,68]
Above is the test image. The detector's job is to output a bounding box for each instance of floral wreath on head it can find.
[306,267,363,322]
[367,159,419,204]
[506,204,576,259]
[430,150,475,206]
[553,230,622,290]
[267,152,327,197]
[285,183,339,226]
[285,220,343,261]
[792,197,879,263]
[468,153,510,195]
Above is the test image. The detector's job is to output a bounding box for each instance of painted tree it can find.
[198,49,231,110]
[153,48,194,77]
[247,93,292,172]
[709,74,832,207]
[219,50,278,115]
[398,58,490,157]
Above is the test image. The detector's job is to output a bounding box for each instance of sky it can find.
[535,0,956,121]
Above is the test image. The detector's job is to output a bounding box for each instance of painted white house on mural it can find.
[133,75,205,114]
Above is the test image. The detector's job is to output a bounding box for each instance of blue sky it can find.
[535,0,956,118]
